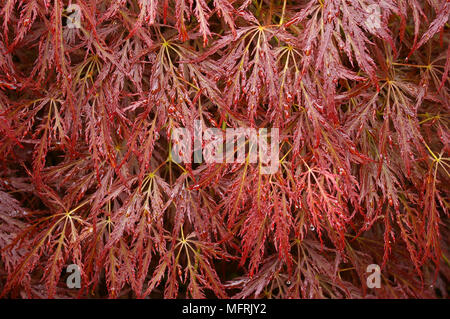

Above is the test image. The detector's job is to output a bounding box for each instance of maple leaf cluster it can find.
[0,0,449,298]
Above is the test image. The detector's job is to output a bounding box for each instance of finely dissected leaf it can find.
[0,0,448,299]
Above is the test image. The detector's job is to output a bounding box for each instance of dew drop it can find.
[328,14,334,23]
[285,280,291,286]
[151,81,160,94]
[286,92,293,103]
[310,225,315,231]
[388,197,393,207]
[258,69,264,78]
